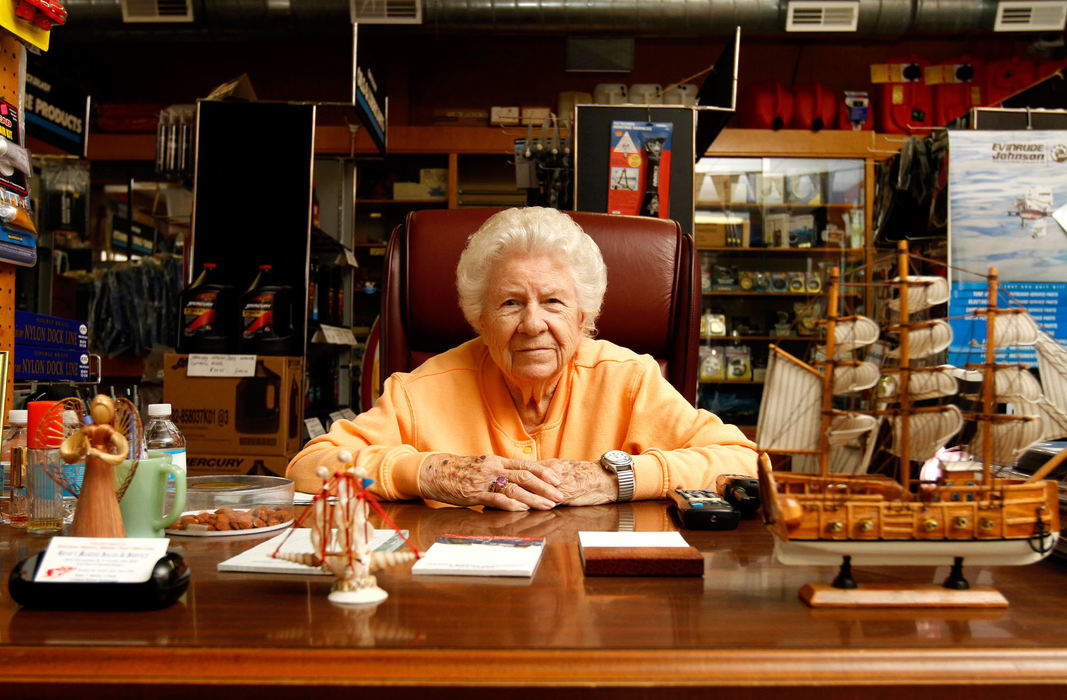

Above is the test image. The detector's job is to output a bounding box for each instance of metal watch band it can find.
[615,467,635,502]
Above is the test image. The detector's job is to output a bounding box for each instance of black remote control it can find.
[669,488,740,530]
[717,475,761,518]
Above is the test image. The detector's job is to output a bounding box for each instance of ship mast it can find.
[980,268,998,487]
[896,240,912,490]
[817,266,839,476]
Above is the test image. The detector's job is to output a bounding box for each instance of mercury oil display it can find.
[177,262,238,354]
[239,264,299,356]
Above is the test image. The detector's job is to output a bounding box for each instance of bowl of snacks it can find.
[166,475,295,536]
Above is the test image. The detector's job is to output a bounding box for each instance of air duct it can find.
[59,0,1021,39]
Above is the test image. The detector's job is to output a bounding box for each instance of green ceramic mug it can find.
[117,451,187,538]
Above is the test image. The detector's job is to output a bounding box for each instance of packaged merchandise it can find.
[177,262,239,354]
[239,264,299,356]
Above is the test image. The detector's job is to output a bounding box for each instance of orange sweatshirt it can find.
[286,338,758,500]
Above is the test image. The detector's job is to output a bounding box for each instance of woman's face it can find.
[480,254,586,388]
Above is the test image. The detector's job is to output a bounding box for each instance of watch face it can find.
[602,450,631,469]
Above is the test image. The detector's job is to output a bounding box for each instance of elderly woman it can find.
[287,207,757,510]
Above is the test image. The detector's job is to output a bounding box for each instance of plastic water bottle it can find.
[1,409,28,526]
[144,404,187,474]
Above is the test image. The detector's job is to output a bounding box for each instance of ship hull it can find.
[773,532,1060,567]
[758,454,1062,568]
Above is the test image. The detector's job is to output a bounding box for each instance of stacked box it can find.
[163,353,304,478]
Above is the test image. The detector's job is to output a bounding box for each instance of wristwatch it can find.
[600,450,635,502]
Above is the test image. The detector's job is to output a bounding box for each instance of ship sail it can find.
[1017,397,1067,442]
[992,365,1043,400]
[1036,332,1067,415]
[880,368,958,401]
[889,405,964,463]
[791,415,881,474]
[887,320,953,359]
[832,360,881,394]
[756,346,822,452]
[992,310,1041,348]
[967,414,1045,466]
[817,315,879,356]
[887,275,950,313]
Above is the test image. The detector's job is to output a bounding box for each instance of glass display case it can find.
[693,157,868,434]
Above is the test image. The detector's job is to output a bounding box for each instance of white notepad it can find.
[411,534,546,578]
[217,528,408,575]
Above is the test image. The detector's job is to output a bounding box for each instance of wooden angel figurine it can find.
[60,395,131,537]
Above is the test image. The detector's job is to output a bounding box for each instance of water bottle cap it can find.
[148,403,173,417]
[7,409,26,425]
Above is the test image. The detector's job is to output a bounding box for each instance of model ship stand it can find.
[756,240,1063,609]
[272,451,418,606]
[799,554,1010,609]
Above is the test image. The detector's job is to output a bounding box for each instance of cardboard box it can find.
[694,223,727,248]
[14,310,88,350]
[163,353,303,458]
[13,345,91,381]
[694,217,750,248]
[185,452,291,478]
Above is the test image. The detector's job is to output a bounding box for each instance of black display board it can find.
[574,105,695,234]
[190,100,314,348]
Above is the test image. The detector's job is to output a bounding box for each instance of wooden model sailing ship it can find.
[272,451,418,605]
[756,241,1064,602]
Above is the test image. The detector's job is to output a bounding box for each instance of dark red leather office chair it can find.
[379,208,699,404]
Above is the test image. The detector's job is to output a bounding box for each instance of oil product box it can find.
[163,353,303,462]
[13,346,91,381]
[14,310,89,350]
[184,452,291,478]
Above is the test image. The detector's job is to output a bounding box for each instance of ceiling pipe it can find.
[57,0,1019,39]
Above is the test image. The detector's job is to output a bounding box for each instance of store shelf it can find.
[87,126,905,162]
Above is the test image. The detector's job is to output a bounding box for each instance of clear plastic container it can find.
[1,409,28,526]
[179,474,293,512]
[144,403,186,473]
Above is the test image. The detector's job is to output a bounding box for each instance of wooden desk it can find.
[1,500,1066,699]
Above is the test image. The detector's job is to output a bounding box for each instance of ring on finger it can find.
[488,475,508,494]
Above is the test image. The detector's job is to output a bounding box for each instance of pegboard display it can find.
[0,33,20,416]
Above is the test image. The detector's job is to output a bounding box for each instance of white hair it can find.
[456,207,607,336]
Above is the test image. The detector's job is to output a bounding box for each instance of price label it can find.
[186,354,256,377]
[316,325,358,346]
[304,417,326,438]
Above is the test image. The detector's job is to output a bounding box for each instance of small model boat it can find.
[756,241,1064,601]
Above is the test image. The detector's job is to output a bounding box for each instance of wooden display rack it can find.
[0,33,20,418]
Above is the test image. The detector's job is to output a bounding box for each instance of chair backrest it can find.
[380,208,699,404]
